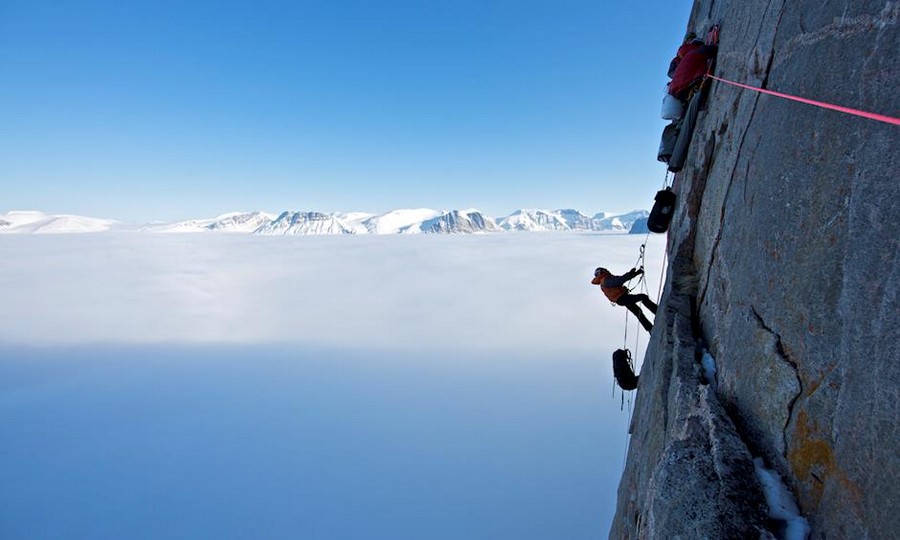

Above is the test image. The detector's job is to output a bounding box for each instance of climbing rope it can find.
[629,255,651,408]
[634,264,649,350]
[631,243,647,290]
[614,188,666,407]
[621,433,631,472]
[708,74,900,126]
[619,350,637,411]
[622,241,648,350]
[656,249,668,305]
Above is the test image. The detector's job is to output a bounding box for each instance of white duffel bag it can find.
[661,87,683,120]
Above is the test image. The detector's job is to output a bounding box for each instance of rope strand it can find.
[708,74,900,126]
[656,250,668,304]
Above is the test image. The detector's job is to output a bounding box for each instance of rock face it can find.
[610,257,770,539]
[612,1,899,538]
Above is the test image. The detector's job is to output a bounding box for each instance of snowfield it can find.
[0,211,117,234]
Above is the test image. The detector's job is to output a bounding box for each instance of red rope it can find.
[708,75,900,126]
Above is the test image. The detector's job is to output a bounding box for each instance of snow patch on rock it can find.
[754,458,810,540]
[701,350,718,391]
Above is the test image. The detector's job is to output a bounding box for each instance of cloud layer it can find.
[1,233,667,538]
[2,233,666,353]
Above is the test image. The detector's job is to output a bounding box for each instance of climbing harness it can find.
[707,75,900,127]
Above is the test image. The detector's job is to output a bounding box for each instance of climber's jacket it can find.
[591,268,641,303]
[668,44,718,100]
[667,41,701,78]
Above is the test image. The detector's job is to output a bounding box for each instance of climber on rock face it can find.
[667,32,718,101]
[667,32,700,78]
[592,267,657,333]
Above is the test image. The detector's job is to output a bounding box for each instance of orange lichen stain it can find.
[789,411,864,515]
[801,365,838,400]
[803,378,823,399]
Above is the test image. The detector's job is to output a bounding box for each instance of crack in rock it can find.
[698,0,787,314]
[750,306,804,457]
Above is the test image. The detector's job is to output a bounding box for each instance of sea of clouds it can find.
[1,233,663,352]
[0,233,666,539]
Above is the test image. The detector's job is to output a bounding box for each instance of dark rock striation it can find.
[612,1,898,538]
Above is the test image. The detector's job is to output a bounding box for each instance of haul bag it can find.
[613,349,639,390]
[657,120,680,163]
[647,187,676,233]
[668,89,703,172]
[661,91,683,120]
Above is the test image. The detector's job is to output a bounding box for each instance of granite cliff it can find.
[611,1,898,538]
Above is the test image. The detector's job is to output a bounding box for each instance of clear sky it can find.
[1,0,694,222]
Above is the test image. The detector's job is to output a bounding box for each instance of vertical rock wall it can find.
[612,1,898,538]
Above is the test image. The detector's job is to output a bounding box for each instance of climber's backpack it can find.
[613,349,639,390]
[647,187,676,233]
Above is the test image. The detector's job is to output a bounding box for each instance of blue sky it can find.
[1,0,694,221]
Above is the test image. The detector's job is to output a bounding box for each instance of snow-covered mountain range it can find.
[1,208,649,235]
[0,211,117,234]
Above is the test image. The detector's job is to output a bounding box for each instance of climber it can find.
[667,32,699,78]
[660,33,699,121]
[591,267,657,333]
[668,34,718,101]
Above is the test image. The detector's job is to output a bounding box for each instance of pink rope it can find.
[708,75,900,126]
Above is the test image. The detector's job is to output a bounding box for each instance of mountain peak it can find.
[3,207,649,235]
